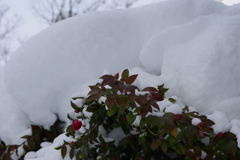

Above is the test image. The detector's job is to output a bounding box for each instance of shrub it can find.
[0,120,63,160]
[60,69,240,160]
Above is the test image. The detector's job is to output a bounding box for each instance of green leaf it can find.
[121,69,129,79]
[21,135,31,139]
[67,114,75,121]
[193,146,201,156]
[126,74,138,84]
[151,139,161,150]
[176,143,185,155]
[27,137,36,150]
[228,140,237,156]
[61,145,67,158]
[157,84,169,96]
[107,105,118,117]
[160,141,168,154]
[127,112,136,125]
[54,146,62,150]
[168,98,176,103]
[66,125,75,136]
[70,148,74,159]
[119,137,130,147]
[99,134,105,143]
[70,101,79,110]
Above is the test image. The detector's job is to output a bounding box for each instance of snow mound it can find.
[1,0,240,148]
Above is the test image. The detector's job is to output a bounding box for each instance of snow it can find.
[0,0,240,159]
[191,118,202,126]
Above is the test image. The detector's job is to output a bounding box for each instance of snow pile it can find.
[0,0,240,156]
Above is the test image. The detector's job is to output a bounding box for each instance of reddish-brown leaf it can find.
[126,74,138,84]
[142,87,158,93]
[115,81,124,93]
[101,76,114,86]
[151,93,164,101]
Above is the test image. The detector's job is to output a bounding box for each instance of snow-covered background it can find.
[1,0,240,159]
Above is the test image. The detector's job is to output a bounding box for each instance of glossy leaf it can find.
[106,94,116,107]
[151,139,160,150]
[127,112,136,125]
[151,93,164,101]
[121,69,129,79]
[142,87,157,93]
[70,148,74,159]
[126,74,138,84]
[107,105,117,117]
[228,140,237,156]
[61,145,67,158]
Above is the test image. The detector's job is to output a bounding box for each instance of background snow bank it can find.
[1,0,240,148]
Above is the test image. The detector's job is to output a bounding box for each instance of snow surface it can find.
[0,0,240,159]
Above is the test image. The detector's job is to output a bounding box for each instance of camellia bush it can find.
[58,69,240,160]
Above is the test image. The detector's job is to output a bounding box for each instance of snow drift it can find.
[1,0,240,147]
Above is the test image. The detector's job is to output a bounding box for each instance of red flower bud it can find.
[70,141,75,147]
[174,114,182,120]
[72,120,82,130]
[196,157,200,160]
[100,143,104,146]
[159,135,164,139]
[208,127,213,131]
[123,117,127,121]
[74,110,79,113]
[217,132,223,138]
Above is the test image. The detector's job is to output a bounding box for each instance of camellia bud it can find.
[72,120,82,130]
[159,135,164,139]
[74,110,79,113]
[217,132,223,138]
[70,141,75,147]
[123,117,127,121]
[196,157,200,160]
[174,114,182,120]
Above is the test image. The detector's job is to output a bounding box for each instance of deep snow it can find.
[0,0,240,159]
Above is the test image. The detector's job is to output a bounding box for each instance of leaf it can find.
[116,95,127,112]
[119,137,130,147]
[142,87,158,93]
[101,76,114,86]
[157,84,169,96]
[106,94,116,107]
[21,135,31,139]
[115,81,125,93]
[223,132,236,140]
[187,125,198,138]
[151,139,161,150]
[99,74,111,79]
[124,84,135,94]
[70,148,74,159]
[61,145,67,158]
[136,95,148,106]
[127,94,137,102]
[140,105,152,117]
[70,101,79,110]
[202,119,215,127]
[99,134,105,143]
[127,112,136,125]
[160,141,168,154]
[151,101,160,111]
[171,128,178,138]
[176,143,185,155]
[67,114,75,121]
[185,150,196,159]
[54,146,62,150]
[126,74,138,84]
[85,94,98,102]
[121,69,129,79]
[151,93,164,101]
[228,140,237,156]
[168,98,176,103]
[194,146,202,156]
[27,137,36,150]
[88,87,101,95]
[107,105,118,117]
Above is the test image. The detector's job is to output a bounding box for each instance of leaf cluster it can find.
[61,69,240,160]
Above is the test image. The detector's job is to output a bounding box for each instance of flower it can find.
[217,132,223,138]
[159,135,164,139]
[72,120,82,130]
[173,114,182,120]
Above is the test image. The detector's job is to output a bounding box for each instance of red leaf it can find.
[223,132,236,140]
[140,105,152,117]
[99,74,111,79]
[142,87,158,93]
[136,95,148,106]
[151,93,164,101]
[202,119,215,127]
[126,74,138,84]
[115,81,124,93]
[101,76,114,86]
[124,84,135,94]
[151,101,160,111]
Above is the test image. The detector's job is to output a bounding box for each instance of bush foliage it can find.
[60,69,240,160]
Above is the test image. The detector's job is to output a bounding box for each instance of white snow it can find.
[0,0,240,159]
[191,118,202,126]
